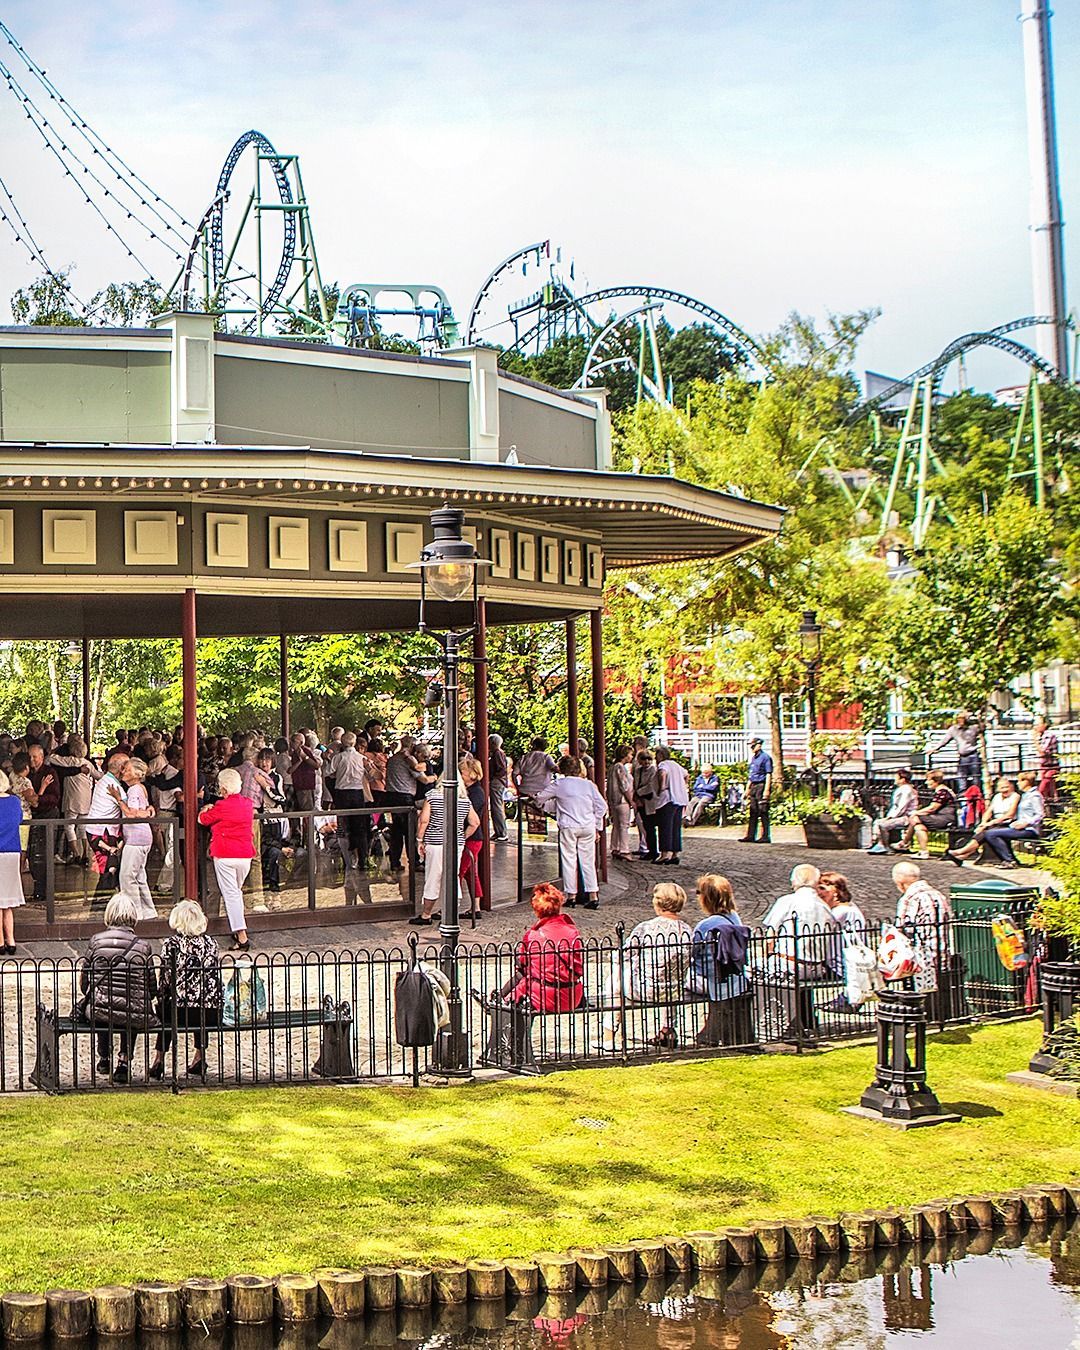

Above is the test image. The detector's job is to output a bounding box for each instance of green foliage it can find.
[9,269,167,328]
[887,493,1061,720]
[10,270,85,326]
[1043,806,1080,947]
[792,794,864,823]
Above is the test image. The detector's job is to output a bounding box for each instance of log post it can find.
[1035,1183,1070,1220]
[807,1216,843,1253]
[431,1266,468,1305]
[274,1275,318,1322]
[134,1283,181,1331]
[659,1237,693,1271]
[503,1261,539,1297]
[1019,1187,1051,1223]
[531,1254,577,1293]
[963,1196,997,1230]
[873,1212,902,1246]
[840,1213,877,1251]
[466,1260,506,1301]
[685,1232,729,1269]
[723,1230,758,1266]
[993,1194,1026,1227]
[180,1278,227,1328]
[629,1240,667,1278]
[226,1276,275,1324]
[751,1224,787,1262]
[1,1294,47,1341]
[604,1246,638,1282]
[395,1269,432,1308]
[782,1221,818,1259]
[91,1287,136,1337]
[912,1203,950,1241]
[570,1250,609,1288]
[45,1291,93,1339]
[311,1269,364,1320]
[362,1268,397,1313]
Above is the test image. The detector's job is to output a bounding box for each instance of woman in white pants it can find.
[536,755,608,909]
[410,770,479,926]
[108,758,157,919]
[198,768,255,951]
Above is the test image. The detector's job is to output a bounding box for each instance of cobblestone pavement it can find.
[17,824,1052,959]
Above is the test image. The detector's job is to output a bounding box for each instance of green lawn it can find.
[0,1019,1075,1289]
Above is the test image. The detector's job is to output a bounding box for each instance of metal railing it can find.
[0,903,1047,1094]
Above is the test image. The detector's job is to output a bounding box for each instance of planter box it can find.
[1029,960,1080,1078]
[802,817,861,850]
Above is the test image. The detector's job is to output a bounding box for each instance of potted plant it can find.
[1030,806,1080,1080]
[793,795,865,850]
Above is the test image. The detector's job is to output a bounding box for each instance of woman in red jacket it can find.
[198,768,255,951]
[505,882,584,1013]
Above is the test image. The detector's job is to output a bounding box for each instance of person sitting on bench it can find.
[866,769,918,854]
[501,882,584,1013]
[978,771,1044,869]
[893,770,957,859]
[599,882,693,1051]
[79,892,157,1084]
[946,777,1019,866]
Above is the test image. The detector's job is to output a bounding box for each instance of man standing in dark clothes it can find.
[739,736,774,844]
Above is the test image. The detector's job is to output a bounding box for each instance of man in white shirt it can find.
[87,751,128,898]
[536,756,608,909]
[327,731,375,871]
[867,769,919,854]
[762,864,837,1041]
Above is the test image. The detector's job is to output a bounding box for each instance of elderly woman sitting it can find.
[148,900,223,1081]
[80,893,157,1084]
[599,882,693,1052]
[502,882,584,1012]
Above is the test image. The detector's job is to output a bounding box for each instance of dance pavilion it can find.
[0,314,783,934]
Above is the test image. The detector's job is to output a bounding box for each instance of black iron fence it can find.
[0,903,1050,1095]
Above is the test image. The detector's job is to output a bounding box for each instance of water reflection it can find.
[108,1220,1080,1349]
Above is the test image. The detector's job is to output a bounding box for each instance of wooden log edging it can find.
[0,1181,1075,1338]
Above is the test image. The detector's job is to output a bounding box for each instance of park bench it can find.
[31,994,354,1094]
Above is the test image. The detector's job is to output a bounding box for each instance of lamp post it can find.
[412,506,489,1074]
[62,641,82,735]
[798,610,822,736]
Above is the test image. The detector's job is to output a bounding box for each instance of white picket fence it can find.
[654,724,1080,773]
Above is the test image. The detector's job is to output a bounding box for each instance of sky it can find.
[1,0,1077,391]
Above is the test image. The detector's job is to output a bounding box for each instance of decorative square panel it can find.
[125,511,178,566]
[515,533,536,582]
[43,509,96,565]
[540,536,560,584]
[386,522,423,574]
[563,541,583,586]
[0,510,13,566]
[328,519,368,572]
[206,512,249,568]
[586,544,604,589]
[269,516,309,570]
[490,529,512,579]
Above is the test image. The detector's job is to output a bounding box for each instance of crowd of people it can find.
[493,856,951,1054]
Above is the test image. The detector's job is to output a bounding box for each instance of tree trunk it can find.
[769,688,785,796]
[47,650,62,724]
[90,643,106,749]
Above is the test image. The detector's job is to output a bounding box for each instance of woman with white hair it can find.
[148,900,223,1080]
[80,893,157,1084]
[0,769,25,955]
[108,758,157,920]
[198,767,255,951]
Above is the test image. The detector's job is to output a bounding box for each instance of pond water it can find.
[303,1221,1079,1349]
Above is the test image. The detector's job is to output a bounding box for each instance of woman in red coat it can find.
[506,882,584,1013]
[198,768,255,951]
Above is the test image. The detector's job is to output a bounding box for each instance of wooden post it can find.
[182,588,199,903]
[279,634,290,740]
[81,637,91,747]
[180,1278,227,1327]
[45,1290,93,1339]
[474,597,492,910]
[91,1287,136,1336]
[589,607,608,882]
[566,617,579,752]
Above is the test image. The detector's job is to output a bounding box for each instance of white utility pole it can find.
[1019,0,1068,378]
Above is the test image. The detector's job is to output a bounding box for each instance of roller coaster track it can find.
[465,240,551,344]
[851,316,1075,421]
[209,130,296,327]
[505,285,770,371]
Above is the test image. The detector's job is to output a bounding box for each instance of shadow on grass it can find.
[938,1100,1004,1119]
[930,1029,974,1045]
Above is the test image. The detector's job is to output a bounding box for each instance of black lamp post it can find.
[412,506,489,1073]
[62,641,82,734]
[798,610,822,735]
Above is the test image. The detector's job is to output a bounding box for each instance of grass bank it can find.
[0,1019,1074,1289]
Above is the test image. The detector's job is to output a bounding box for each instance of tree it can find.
[887,493,1062,731]
[10,270,85,326]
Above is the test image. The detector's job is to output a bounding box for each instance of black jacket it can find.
[80,925,159,1025]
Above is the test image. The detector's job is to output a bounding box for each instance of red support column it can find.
[474,597,492,911]
[81,637,91,747]
[279,633,290,740]
[566,616,579,755]
[182,588,200,903]
[590,607,608,882]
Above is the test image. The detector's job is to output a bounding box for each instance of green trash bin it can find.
[950,876,1040,1014]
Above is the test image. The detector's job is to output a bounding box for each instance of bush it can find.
[792,795,865,824]
[1043,806,1080,952]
